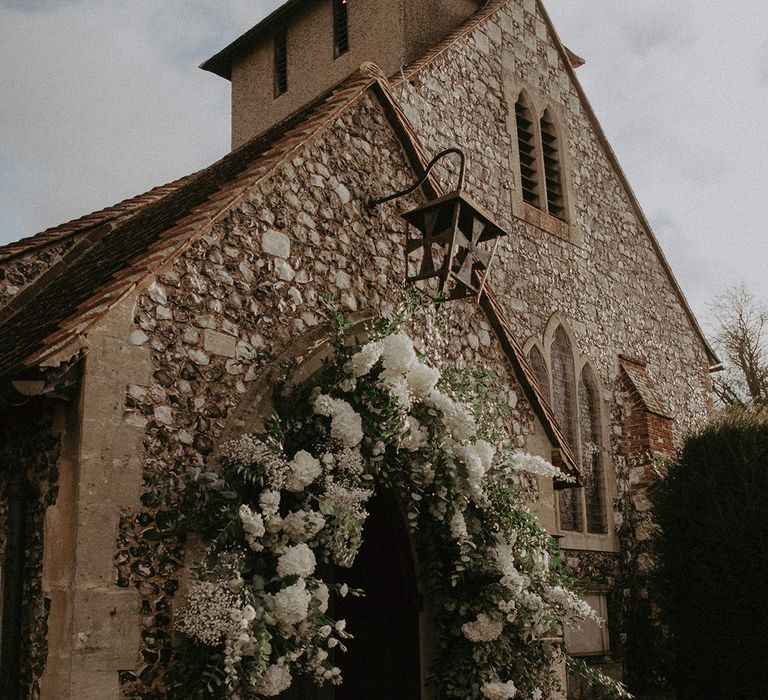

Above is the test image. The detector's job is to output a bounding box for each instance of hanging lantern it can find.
[369,149,507,301]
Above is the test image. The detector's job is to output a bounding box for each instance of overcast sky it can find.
[1,1,766,327]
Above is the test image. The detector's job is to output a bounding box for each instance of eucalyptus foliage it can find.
[167,306,631,699]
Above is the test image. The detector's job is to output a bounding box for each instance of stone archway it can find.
[209,316,435,699]
[334,488,421,700]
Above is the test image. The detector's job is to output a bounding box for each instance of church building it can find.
[0,1,716,698]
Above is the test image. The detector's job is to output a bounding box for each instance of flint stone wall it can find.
[395,0,711,435]
[116,94,544,697]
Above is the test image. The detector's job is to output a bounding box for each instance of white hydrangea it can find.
[461,613,503,642]
[426,389,476,441]
[239,504,265,551]
[255,662,293,697]
[400,416,429,452]
[285,450,323,492]
[259,490,281,518]
[346,340,383,377]
[510,452,563,478]
[405,362,440,398]
[281,509,326,543]
[276,543,317,579]
[454,443,487,504]
[381,374,413,410]
[481,679,518,699]
[380,331,417,377]
[314,395,363,447]
[272,580,312,627]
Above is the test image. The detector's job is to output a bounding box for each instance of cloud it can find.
[0,0,283,243]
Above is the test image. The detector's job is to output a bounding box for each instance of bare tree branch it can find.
[709,285,768,408]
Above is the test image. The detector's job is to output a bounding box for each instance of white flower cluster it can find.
[454,439,495,505]
[481,679,518,700]
[285,450,322,492]
[347,331,440,414]
[175,580,240,646]
[282,509,325,543]
[222,435,287,489]
[400,416,428,452]
[314,395,363,447]
[255,661,292,697]
[345,340,382,377]
[239,504,265,551]
[272,579,312,628]
[461,613,503,642]
[509,452,564,479]
[276,543,316,579]
[545,585,601,623]
[425,388,476,441]
[224,604,258,688]
[179,327,611,699]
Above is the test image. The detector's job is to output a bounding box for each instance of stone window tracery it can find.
[528,323,611,538]
[511,90,571,229]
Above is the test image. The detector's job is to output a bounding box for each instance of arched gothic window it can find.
[540,109,565,220]
[528,344,550,404]
[529,322,611,537]
[550,327,583,532]
[579,366,607,534]
[515,93,540,208]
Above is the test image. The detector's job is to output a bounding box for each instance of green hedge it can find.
[653,410,768,699]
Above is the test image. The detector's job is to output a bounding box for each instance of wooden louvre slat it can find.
[274,28,288,97]
[515,97,539,206]
[540,112,565,220]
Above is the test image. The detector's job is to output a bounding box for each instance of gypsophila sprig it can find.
[169,302,631,700]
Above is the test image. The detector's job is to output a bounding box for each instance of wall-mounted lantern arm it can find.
[367,148,466,210]
[367,147,508,303]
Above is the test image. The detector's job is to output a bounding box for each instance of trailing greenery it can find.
[166,302,631,699]
[653,409,768,699]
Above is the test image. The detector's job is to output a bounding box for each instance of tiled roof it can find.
[0,59,578,476]
[619,357,672,419]
[0,174,198,263]
[482,289,580,478]
[0,68,381,382]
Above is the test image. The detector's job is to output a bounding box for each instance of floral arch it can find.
[167,305,629,700]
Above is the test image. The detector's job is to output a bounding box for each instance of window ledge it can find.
[519,202,577,244]
[557,531,619,553]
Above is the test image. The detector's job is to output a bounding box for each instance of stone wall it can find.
[395,0,712,434]
[115,93,545,697]
[0,400,62,698]
[0,238,80,309]
[391,0,712,690]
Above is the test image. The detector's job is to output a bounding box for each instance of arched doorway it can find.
[213,321,426,699]
[335,489,421,699]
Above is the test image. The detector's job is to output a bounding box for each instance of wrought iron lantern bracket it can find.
[368,149,508,303]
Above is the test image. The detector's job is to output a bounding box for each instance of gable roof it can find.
[389,0,717,368]
[619,356,672,419]
[0,60,578,476]
[0,68,382,383]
